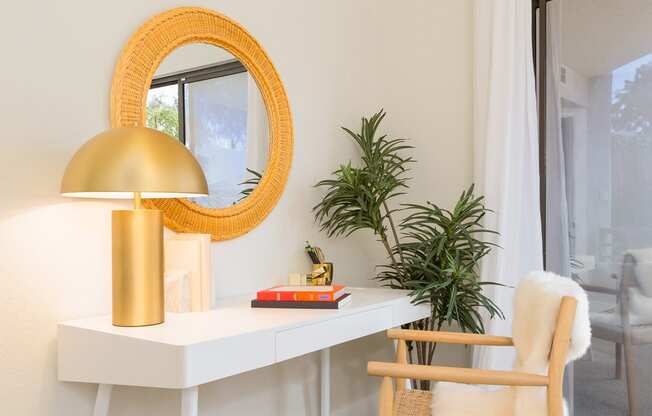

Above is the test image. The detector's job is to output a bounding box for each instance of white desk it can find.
[58,287,429,416]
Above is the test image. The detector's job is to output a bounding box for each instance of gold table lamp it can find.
[61,127,208,327]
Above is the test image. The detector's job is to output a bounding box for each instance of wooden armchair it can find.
[584,253,652,416]
[367,296,578,416]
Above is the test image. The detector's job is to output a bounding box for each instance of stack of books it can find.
[251,285,351,309]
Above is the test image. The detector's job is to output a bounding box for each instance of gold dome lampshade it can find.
[61,127,208,199]
[61,127,208,327]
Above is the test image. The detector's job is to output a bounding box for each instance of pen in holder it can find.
[311,262,333,286]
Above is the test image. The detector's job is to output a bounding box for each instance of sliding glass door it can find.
[539,0,652,414]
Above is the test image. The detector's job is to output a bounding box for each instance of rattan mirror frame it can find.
[110,7,292,241]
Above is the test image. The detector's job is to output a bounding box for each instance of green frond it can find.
[313,109,414,238]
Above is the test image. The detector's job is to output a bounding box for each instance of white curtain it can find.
[472,0,544,370]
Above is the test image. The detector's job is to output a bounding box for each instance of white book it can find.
[164,270,191,313]
[169,233,213,311]
[165,239,203,312]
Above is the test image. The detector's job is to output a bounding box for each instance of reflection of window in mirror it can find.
[146,50,269,208]
[146,61,247,145]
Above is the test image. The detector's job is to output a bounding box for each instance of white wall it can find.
[561,65,589,108]
[0,1,474,415]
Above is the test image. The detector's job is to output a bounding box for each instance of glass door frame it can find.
[532,0,551,259]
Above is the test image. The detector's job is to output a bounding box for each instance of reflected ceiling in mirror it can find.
[146,43,269,208]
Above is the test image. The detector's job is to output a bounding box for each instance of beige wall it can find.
[0,1,473,414]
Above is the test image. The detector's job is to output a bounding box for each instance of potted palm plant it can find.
[313,110,503,389]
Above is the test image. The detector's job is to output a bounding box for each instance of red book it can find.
[256,285,346,302]
[252,293,352,309]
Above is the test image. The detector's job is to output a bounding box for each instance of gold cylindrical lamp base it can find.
[112,209,164,327]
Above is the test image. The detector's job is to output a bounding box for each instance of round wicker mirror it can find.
[110,7,292,240]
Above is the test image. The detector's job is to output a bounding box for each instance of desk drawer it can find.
[275,306,393,361]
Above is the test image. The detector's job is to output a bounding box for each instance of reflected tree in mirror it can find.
[146,87,179,139]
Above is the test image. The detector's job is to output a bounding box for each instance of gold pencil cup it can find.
[111,209,164,327]
[311,262,334,286]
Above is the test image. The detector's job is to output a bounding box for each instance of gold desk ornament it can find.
[61,127,208,327]
[311,263,333,286]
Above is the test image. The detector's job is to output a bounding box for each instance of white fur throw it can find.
[431,271,591,416]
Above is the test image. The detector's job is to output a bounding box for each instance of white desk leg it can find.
[321,348,330,416]
[181,386,199,416]
[92,384,112,416]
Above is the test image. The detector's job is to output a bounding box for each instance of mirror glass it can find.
[146,43,269,208]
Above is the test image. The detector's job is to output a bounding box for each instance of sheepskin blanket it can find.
[431,271,591,416]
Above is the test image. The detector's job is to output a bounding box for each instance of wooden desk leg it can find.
[92,384,112,416]
[321,348,330,416]
[181,386,198,416]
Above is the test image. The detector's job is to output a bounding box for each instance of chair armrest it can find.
[580,284,619,295]
[387,329,513,346]
[367,362,548,386]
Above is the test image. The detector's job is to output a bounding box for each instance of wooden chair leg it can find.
[623,339,638,416]
[615,343,623,380]
[619,261,639,416]
[395,340,407,391]
[548,379,564,416]
[379,376,394,416]
[547,297,578,416]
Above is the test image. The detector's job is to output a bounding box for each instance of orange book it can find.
[256,285,346,302]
